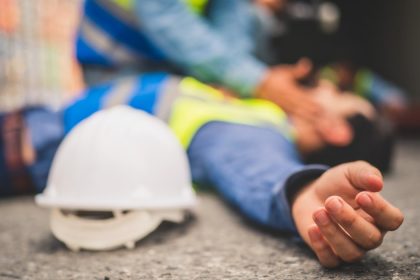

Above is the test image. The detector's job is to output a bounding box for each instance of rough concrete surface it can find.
[0,139,419,280]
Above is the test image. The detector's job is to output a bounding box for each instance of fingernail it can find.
[314,210,330,226]
[358,193,372,207]
[326,197,342,214]
[368,174,382,181]
[367,174,383,190]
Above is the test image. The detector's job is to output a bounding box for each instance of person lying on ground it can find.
[0,74,403,267]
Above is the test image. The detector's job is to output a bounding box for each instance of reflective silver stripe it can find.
[155,77,183,122]
[102,77,138,108]
[79,18,139,64]
[96,0,139,27]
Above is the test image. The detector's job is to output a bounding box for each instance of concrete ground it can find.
[0,139,419,280]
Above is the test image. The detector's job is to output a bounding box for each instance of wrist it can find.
[291,181,315,218]
[255,69,274,99]
[291,180,319,243]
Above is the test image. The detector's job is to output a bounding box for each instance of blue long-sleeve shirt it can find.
[76,0,267,97]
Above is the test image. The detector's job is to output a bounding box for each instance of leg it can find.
[0,107,64,196]
[23,107,64,192]
[0,111,34,196]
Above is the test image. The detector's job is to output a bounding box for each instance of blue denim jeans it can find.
[24,107,64,192]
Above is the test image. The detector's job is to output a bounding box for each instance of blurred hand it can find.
[313,80,376,120]
[257,59,355,147]
[255,0,287,11]
[256,59,323,124]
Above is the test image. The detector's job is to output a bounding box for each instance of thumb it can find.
[292,58,313,80]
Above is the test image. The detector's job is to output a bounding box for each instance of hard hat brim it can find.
[50,208,186,251]
[35,186,197,211]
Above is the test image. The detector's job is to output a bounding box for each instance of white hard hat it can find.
[36,106,196,251]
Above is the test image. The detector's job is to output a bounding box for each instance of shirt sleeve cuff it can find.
[269,164,329,234]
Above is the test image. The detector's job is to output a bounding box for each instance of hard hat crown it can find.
[36,106,196,211]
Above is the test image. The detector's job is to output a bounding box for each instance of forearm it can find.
[207,0,259,55]
[187,121,328,233]
[134,0,267,97]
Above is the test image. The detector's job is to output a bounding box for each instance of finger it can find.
[313,208,365,263]
[293,58,313,79]
[308,225,341,268]
[297,100,322,115]
[267,0,282,11]
[316,115,353,146]
[356,208,375,224]
[293,95,323,120]
[294,105,321,123]
[256,0,282,11]
[356,192,404,231]
[318,80,339,93]
[343,161,383,192]
[325,196,383,250]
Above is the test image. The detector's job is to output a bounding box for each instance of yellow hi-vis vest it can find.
[169,77,295,148]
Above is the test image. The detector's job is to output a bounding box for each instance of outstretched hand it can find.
[256,60,355,147]
[256,59,322,124]
[291,161,404,267]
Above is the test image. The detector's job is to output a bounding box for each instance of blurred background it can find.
[270,0,420,101]
[0,0,419,127]
[0,0,84,111]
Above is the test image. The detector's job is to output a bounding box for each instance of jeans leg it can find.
[23,107,64,192]
[0,107,64,195]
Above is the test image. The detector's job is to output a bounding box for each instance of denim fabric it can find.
[79,0,268,96]
[23,107,64,192]
[0,114,12,195]
[133,0,267,97]
[188,121,328,233]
